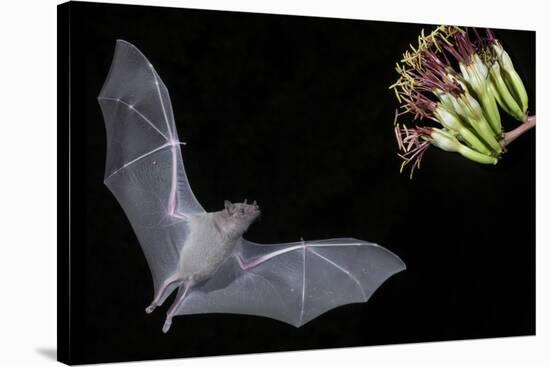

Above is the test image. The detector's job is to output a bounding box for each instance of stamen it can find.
[394,124,433,178]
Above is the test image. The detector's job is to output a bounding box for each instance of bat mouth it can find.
[246,200,260,216]
[251,208,261,222]
[251,208,261,218]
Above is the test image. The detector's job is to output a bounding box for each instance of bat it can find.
[98,40,406,333]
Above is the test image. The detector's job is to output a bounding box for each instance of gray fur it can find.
[178,200,261,284]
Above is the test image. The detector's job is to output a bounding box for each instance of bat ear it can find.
[224,200,235,214]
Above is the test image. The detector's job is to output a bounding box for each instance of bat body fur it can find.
[178,202,260,283]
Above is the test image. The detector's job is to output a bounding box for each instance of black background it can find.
[64,1,535,364]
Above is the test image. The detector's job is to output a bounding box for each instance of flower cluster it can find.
[390,26,532,178]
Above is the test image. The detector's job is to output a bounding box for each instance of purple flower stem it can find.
[501,115,536,147]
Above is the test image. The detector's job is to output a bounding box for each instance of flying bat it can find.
[98,40,406,333]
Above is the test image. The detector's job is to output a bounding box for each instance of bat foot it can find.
[145,303,157,314]
[162,317,172,333]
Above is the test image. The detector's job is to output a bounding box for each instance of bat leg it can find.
[146,273,183,314]
[162,282,192,333]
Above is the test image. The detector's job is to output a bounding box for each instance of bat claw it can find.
[145,303,157,314]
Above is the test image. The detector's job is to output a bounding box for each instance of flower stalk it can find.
[502,115,536,146]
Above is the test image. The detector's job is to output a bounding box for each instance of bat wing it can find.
[176,238,406,326]
[98,40,205,298]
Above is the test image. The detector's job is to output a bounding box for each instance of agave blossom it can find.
[390,26,535,177]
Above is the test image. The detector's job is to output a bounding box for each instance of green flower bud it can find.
[455,92,483,120]
[431,128,460,152]
[489,62,525,121]
[453,93,502,154]
[487,77,514,117]
[460,55,488,92]
[493,43,529,115]
[434,105,491,154]
[478,92,501,135]
[459,57,502,135]
[434,89,454,111]
[431,128,498,165]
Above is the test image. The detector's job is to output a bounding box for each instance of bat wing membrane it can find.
[98,40,205,296]
[175,238,406,326]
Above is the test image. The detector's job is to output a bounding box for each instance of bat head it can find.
[223,199,261,236]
